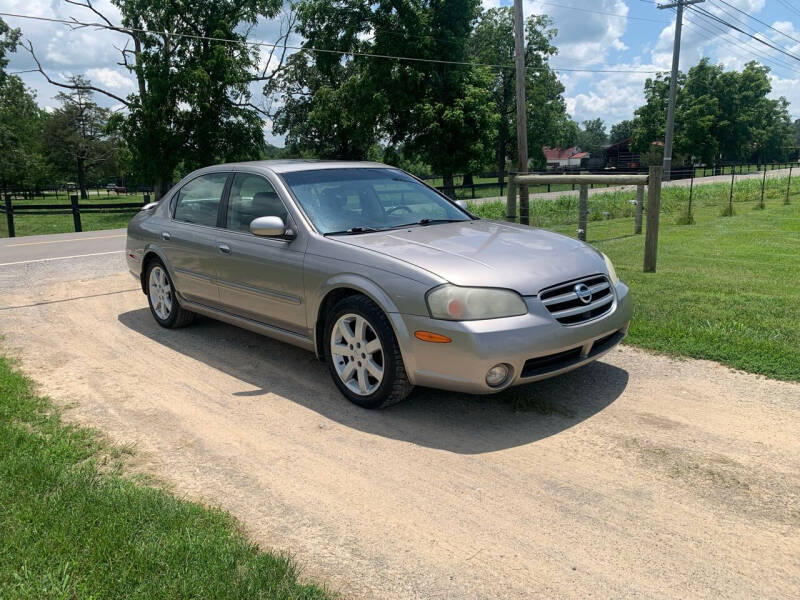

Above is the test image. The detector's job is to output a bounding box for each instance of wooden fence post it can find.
[519,176,529,226]
[643,166,662,273]
[578,184,588,242]
[505,175,517,223]
[786,166,793,205]
[70,194,82,232]
[728,170,735,213]
[634,185,644,235]
[4,193,14,238]
[760,168,767,209]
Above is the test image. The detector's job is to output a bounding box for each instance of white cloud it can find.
[528,0,630,67]
[86,67,134,90]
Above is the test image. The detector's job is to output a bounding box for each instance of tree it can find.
[609,120,633,144]
[554,119,580,148]
[0,17,48,192]
[0,16,20,84]
[523,15,571,169]
[468,9,569,177]
[273,0,498,191]
[384,0,497,191]
[469,7,515,181]
[576,118,607,154]
[631,58,794,168]
[674,59,720,167]
[631,72,674,155]
[44,78,117,198]
[0,75,49,192]
[26,0,284,198]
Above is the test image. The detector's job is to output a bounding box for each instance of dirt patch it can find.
[2,273,799,599]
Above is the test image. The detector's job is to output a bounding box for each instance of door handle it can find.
[217,243,231,254]
[161,231,171,240]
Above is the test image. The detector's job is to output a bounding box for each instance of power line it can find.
[775,0,800,20]
[536,1,669,24]
[0,11,662,74]
[712,0,800,46]
[687,5,800,63]
[680,9,800,75]
[374,1,669,49]
[642,0,790,73]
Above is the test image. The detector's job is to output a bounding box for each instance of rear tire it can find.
[145,259,196,328]
[325,295,412,408]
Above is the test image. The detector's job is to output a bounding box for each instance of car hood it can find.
[335,220,608,296]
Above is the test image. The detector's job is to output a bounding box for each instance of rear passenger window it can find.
[173,173,228,227]
[226,173,288,233]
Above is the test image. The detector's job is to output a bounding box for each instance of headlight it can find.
[602,253,619,286]
[426,285,527,321]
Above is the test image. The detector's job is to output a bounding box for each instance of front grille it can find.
[539,274,614,325]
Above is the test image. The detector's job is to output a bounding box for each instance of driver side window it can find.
[375,182,447,218]
[173,173,228,227]
[226,173,288,233]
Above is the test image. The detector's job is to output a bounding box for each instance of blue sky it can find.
[4,0,799,146]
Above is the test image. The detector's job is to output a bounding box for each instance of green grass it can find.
[471,175,800,382]
[0,353,332,599]
[0,193,148,237]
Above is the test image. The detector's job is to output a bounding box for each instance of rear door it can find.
[215,172,307,335]
[163,172,230,306]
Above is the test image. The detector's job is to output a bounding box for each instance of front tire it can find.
[325,295,412,408]
[145,259,196,328]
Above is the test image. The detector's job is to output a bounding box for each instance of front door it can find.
[162,172,229,306]
[215,172,307,335]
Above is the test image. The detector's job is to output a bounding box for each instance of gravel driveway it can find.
[1,251,798,599]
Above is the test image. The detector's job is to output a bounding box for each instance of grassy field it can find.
[471,174,800,382]
[0,193,148,237]
[0,354,332,599]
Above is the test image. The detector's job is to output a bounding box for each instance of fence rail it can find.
[422,161,798,200]
[508,168,663,272]
[1,193,150,238]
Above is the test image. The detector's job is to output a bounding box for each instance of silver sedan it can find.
[126,160,632,408]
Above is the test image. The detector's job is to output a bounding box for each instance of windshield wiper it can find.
[324,226,380,236]
[390,218,464,229]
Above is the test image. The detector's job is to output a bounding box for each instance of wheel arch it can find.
[139,246,173,294]
[312,275,402,360]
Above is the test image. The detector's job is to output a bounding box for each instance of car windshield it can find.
[279,168,471,235]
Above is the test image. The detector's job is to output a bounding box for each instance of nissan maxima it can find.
[126,160,632,408]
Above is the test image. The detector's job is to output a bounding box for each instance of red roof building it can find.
[543,146,588,168]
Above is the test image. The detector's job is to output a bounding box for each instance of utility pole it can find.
[657,0,704,181]
[513,0,529,224]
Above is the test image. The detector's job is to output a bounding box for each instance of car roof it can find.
[216,159,393,174]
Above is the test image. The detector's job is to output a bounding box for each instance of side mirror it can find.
[455,199,468,210]
[250,216,286,237]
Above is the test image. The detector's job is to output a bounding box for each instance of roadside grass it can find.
[0,193,146,237]
[471,175,800,382]
[0,353,332,600]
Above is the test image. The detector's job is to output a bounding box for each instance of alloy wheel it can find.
[148,265,173,320]
[330,313,384,395]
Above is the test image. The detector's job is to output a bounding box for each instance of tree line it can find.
[1,1,798,200]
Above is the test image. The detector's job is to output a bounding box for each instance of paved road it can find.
[0,228,126,265]
[0,229,127,292]
[473,166,796,205]
[1,231,799,599]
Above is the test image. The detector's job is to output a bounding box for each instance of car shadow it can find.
[118,308,629,454]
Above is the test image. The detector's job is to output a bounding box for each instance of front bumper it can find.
[390,282,633,394]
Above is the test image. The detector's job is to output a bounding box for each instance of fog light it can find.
[486,364,511,388]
